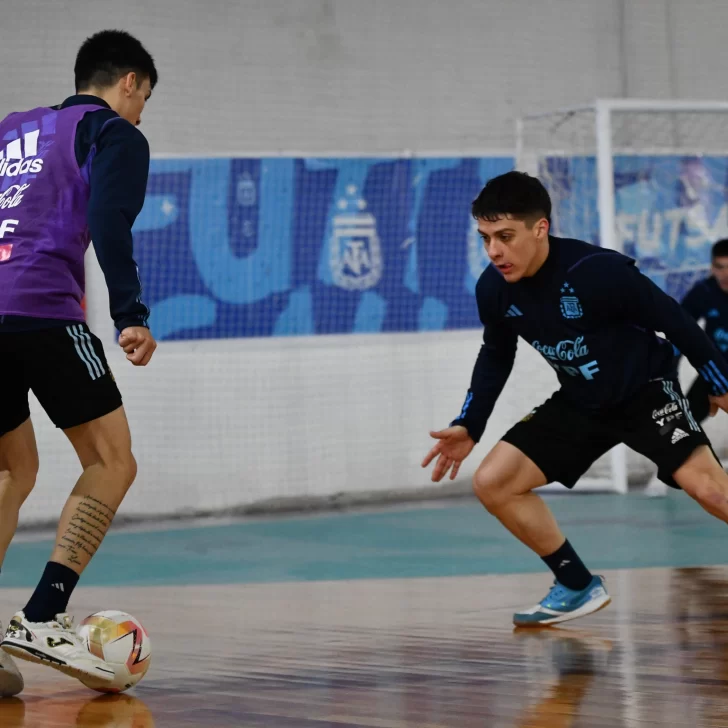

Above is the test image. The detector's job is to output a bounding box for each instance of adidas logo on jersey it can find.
[0,129,43,178]
[505,305,523,318]
[671,428,688,444]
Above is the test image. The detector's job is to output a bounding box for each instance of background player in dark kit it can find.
[680,239,728,422]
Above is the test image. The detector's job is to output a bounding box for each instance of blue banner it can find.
[544,154,728,302]
[133,157,513,340]
[134,154,727,341]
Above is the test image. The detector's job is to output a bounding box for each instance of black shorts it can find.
[0,323,122,436]
[502,378,712,490]
[686,374,712,424]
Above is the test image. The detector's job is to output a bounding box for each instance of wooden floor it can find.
[2,565,728,726]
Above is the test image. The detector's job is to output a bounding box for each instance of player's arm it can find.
[449,321,518,442]
[681,282,708,321]
[611,261,728,406]
[86,119,156,366]
[422,274,517,482]
[670,282,709,363]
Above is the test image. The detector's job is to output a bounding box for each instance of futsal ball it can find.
[76,611,152,694]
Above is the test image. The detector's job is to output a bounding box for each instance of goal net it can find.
[516,100,728,492]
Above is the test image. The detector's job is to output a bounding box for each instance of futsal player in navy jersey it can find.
[0,31,157,692]
[422,171,728,626]
[680,239,728,423]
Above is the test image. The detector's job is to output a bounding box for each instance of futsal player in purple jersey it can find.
[0,30,157,693]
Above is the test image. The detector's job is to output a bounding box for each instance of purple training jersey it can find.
[0,104,108,321]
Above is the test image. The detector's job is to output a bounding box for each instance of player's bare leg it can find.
[0,419,38,565]
[2,406,135,684]
[472,441,561,554]
[0,419,38,695]
[52,406,136,575]
[674,445,728,522]
[472,441,609,626]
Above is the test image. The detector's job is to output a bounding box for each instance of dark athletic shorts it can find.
[502,378,713,490]
[0,323,122,436]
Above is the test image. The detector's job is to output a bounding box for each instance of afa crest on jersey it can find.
[559,282,583,319]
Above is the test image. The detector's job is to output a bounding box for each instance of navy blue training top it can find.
[682,276,728,355]
[452,236,728,442]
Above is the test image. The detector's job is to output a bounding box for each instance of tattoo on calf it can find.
[56,495,116,567]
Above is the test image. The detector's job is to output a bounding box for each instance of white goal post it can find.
[515,99,728,494]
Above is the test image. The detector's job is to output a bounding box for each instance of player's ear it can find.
[534,217,549,240]
[120,72,137,98]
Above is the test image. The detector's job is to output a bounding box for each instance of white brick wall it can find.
[3,0,723,155]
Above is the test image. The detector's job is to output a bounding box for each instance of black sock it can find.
[23,562,80,623]
[541,540,592,591]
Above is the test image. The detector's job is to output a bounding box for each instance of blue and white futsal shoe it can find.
[513,576,610,627]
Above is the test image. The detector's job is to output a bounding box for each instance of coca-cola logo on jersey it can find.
[531,336,589,362]
[0,184,29,210]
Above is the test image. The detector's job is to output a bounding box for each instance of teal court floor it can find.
[2,492,723,587]
[2,491,728,727]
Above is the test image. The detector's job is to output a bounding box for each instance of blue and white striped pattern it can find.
[459,392,473,417]
[66,325,105,380]
[699,360,728,396]
[134,264,150,327]
[662,379,699,432]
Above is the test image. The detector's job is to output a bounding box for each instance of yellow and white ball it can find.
[77,611,152,693]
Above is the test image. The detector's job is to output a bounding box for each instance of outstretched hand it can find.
[709,392,728,417]
[421,425,476,482]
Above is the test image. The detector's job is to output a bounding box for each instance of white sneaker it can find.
[1,611,114,684]
[0,621,23,697]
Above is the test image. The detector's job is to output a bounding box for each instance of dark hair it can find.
[75,30,158,92]
[713,239,728,259]
[471,171,551,226]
